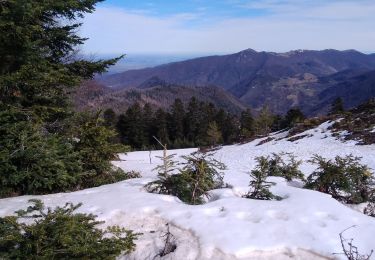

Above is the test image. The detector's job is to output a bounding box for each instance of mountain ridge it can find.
[74,80,248,114]
[95,48,375,115]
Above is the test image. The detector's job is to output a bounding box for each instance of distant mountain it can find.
[74,80,247,114]
[310,70,375,115]
[97,49,375,115]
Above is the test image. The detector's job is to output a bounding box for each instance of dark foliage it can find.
[146,152,226,205]
[330,98,375,145]
[115,98,307,150]
[67,111,130,187]
[0,107,82,197]
[329,97,345,115]
[0,199,138,259]
[261,153,305,181]
[305,155,375,204]
[281,107,306,129]
[117,99,240,150]
[243,156,282,201]
[0,0,129,197]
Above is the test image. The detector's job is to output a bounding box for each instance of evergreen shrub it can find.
[0,200,138,259]
[146,152,226,204]
[243,156,282,201]
[305,154,375,204]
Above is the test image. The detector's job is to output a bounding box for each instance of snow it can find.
[1,121,375,259]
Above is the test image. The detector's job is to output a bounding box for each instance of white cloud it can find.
[80,2,375,55]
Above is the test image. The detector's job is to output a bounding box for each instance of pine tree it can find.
[142,103,154,147]
[0,108,82,197]
[69,111,129,187]
[103,108,117,128]
[146,152,226,205]
[0,0,120,121]
[0,0,121,196]
[271,114,284,132]
[282,107,305,128]
[196,101,211,145]
[305,155,374,204]
[206,121,222,146]
[204,103,218,124]
[243,157,282,201]
[145,151,178,194]
[0,200,138,259]
[185,97,201,144]
[329,97,344,115]
[215,109,227,135]
[240,109,254,138]
[117,103,145,148]
[169,99,185,143]
[179,152,225,204]
[222,114,239,144]
[258,153,304,181]
[255,105,274,135]
[154,108,170,146]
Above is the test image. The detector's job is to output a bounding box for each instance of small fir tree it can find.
[179,152,226,204]
[153,108,170,146]
[169,99,185,142]
[117,103,145,148]
[240,109,255,138]
[145,150,178,194]
[206,121,222,146]
[282,108,305,128]
[103,108,117,128]
[264,153,305,181]
[142,103,154,146]
[69,111,130,188]
[0,200,138,259]
[243,157,282,200]
[255,105,274,135]
[329,97,345,115]
[305,154,374,204]
[0,107,82,197]
[146,152,226,205]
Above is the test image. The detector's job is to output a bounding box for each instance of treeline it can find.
[0,0,134,198]
[103,97,307,150]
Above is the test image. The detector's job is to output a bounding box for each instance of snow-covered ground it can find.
[1,121,375,259]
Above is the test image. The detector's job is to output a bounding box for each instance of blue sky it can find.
[81,0,375,55]
[99,0,268,19]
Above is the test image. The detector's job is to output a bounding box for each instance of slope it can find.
[97,49,375,114]
[1,121,374,259]
[74,80,248,114]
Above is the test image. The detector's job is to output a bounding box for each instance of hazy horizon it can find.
[81,0,375,55]
[93,48,375,74]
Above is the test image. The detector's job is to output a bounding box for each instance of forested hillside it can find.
[96,49,375,115]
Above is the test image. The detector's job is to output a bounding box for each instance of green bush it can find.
[146,152,226,204]
[243,156,282,201]
[145,152,178,195]
[0,199,138,259]
[83,168,142,188]
[0,108,133,198]
[305,155,375,204]
[262,153,305,181]
[0,0,126,198]
[64,111,133,189]
[0,107,82,197]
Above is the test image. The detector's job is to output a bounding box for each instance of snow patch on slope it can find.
[1,121,374,259]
